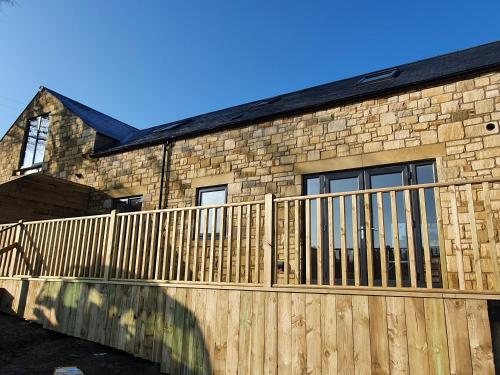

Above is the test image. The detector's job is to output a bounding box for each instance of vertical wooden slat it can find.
[141,213,151,279]
[418,188,433,289]
[89,219,100,278]
[305,199,311,285]
[185,210,193,281]
[364,193,374,287]
[95,217,105,277]
[122,216,132,279]
[245,204,251,283]
[466,300,495,374]
[445,299,472,374]
[377,192,388,287]
[115,216,126,279]
[169,210,178,281]
[255,204,261,283]
[226,206,233,283]
[129,215,138,278]
[235,205,242,283]
[340,196,347,286]
[177,210,186,281]
[353,295,371,374]
[192,210,199,282]
[263,194,274,287]
[103,210,118,281]
[84,219,95,277]
[434,187,449,289]
[450,185,465,290]
[483,182,500,291]
[316,198,323,286]
[328,197,335,286]
[294,201,300,285]
[47,221,59,276]
[217,207,225,282]
[148,212,158,279]
[44,221,55,276]
[404,190,417,288]
[209,208,217,282]
[284,201,290,284]
[200,208,209,282]
[154,212,164,280]
[134,214,144,279]
[57,221,69,277]
[390,191,402,288]
[352,195,360,287]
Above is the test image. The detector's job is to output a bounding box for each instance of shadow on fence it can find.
[1,264,213,374]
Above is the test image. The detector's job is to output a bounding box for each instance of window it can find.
[357,68,400,85]
[197,185,227,235]
[21,115,50,169]
[114,195,143,213]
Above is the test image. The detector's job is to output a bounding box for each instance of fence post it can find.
[263,193,274,287]
[103,210,118,281]
[8,220,23,277]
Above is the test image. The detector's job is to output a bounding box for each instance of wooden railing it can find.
[110,201,264,284]
[274,179,500,291]
[0,178,498,292]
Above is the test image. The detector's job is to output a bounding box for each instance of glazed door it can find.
[304,161,437,286]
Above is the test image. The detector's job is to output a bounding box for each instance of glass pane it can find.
[416,164,439,284]
[330,177,359,284]
[416,164,435,184]
[305,178,320,281]
[370,171,407,285]
[116,196,143,213]
[21,119,39,167]
[199,188,226,234]
[33,117,49,164]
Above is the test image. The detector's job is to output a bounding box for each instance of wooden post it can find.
[263,193,274,287]
[103,210,118,281]
[9,220,23,277]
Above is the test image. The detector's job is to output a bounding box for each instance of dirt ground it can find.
[0,313,163,375]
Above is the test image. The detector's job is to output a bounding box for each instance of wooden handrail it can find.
[274,177,500,202]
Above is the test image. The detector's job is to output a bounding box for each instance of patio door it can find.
[304,161,437,286]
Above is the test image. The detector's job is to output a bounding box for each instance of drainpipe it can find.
[158,140,173,209]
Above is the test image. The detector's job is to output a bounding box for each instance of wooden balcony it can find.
[1,178,499,295]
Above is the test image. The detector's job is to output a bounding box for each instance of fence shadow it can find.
[4,269,213,374]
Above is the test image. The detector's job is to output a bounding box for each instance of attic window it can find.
[21,114,50,169]
[357,69,400,85]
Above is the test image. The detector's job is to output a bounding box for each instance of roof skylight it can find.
[357,68,400,85]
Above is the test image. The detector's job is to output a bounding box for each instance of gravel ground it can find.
[0,313,163,375]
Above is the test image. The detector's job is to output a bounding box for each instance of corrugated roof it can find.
[46,41,500,156]
[43,87,138,142]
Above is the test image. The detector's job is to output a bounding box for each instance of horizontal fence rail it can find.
[0,178,499,293]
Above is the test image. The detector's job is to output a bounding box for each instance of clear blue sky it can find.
[0,0,499,137]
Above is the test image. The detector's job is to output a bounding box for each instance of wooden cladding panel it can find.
[0,278,495,374]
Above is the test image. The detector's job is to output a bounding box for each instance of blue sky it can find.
[0,0,499,136]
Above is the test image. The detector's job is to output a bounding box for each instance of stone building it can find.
[0,41,499,289]
[1,41,500,373]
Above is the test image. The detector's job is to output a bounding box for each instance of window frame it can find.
[19,113,50,170]
[196,184,228,237]
[113,195,144,213]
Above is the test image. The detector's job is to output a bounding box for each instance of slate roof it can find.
[43,87,139,142]
[45,41,500,155]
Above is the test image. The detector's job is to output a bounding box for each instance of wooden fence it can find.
[0,278,496,374]
[0,178,499,292]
